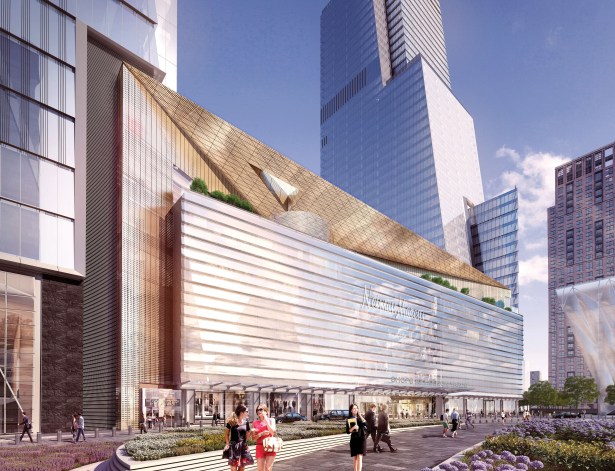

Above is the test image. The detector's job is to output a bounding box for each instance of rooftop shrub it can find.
[190,178,208,196]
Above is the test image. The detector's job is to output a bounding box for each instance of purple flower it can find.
[470,462,487,471]
[528,461,544,470]
[515,464,528,470]
[516,456,530,465]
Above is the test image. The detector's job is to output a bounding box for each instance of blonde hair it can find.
[256,403,269,414]
[227,413,238,427]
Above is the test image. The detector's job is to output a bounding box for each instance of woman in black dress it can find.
[224,404,253,471]
[346,403,367,471]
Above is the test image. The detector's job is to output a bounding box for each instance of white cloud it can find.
[519,255,549,286]
[495,146,568,236]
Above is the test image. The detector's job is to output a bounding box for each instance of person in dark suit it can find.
[19,411,33,443]
[375,404,397,452]
[346,403,367,471]
[364,403,381,452]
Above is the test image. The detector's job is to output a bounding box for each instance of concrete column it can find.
[15,432,20,445]
[36,432,42,443]
[57,430,62,442]
[111,427,116,437]
[127,425,132,435]
[95,428,99,438]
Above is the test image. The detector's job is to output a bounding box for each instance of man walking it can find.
[442,408,450,438]
[74,412,86,442]
[19,411,33,443]
[365,403,381,452]
[375,404,397,452]
[450,408,460,438]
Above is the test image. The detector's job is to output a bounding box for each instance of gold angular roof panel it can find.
[125,65,506,289]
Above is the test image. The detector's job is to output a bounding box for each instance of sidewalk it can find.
[0,423,169,447]
[271,422,503,471]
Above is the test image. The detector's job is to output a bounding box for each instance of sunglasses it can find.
[256,408,264,412]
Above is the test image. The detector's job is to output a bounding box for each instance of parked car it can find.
[552,411,582,418]
[320,409,350,421]
[275,412,307,423]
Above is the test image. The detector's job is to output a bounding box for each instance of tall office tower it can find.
[467,188,519,308]
[548,142,615,412]
[529,370,541,386]
[320,0,484,263]
[0,0,176,432]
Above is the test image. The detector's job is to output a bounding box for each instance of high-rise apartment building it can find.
[0,0,176,432]
[467,188,519,308]
[320,0,484,263]
[548,141,614,407]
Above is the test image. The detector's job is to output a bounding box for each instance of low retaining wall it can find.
[107,425,431,471]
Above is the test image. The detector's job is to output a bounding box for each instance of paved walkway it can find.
[272,423,503,471]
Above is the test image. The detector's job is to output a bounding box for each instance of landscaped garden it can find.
[0,441,119,471]
[124,418,441,461]
[424,418,615,471]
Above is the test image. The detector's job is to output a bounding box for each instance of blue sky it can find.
[178,0,615,385]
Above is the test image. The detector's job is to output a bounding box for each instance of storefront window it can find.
[0,271,37,433]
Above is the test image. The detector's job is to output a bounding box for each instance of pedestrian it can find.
[375,404,397,452]
[224,404,253,471]
[19,411,33,443]
[346,403,367,471]
[139,414,148,434]
[252,403,277,471]
[71,413,77,442]
[74,412,86,442]
[364,403,381,452]
[501,410,505,423]
[465,411,475,429]
[442,408,450,437]
[450,408,460,438]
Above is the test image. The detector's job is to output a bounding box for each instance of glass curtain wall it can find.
[0,0,76,270]
[0,271,39,433]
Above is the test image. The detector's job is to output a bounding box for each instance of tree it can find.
[524,381,558,410]
[562,376,600,410]
[606,384,615,405]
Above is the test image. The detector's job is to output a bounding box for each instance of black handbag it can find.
[222,446,230,459]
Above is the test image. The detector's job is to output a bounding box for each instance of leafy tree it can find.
[605,384,615,405]
[421,274,432,280]
[190,178,208,195]
[562,376,600,410]
[524,381,558,410]
[460,288,470,295]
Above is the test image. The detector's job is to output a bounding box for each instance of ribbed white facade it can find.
[175,191,523,397]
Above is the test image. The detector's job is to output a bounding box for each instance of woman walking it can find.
[252,403,277,471]
[346,403,367,471]
[224,404,253,471]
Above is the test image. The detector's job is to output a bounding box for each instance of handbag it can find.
[262,436,283,452]
[222,446,230,459]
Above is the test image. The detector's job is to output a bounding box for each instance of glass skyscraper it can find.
[467,188,519,308]
[320,0,484,264]
[0,0,176,432]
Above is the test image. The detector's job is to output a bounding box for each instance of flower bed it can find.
[496,418,615,444]
[125,419,441,461]
[0,441,118,471]
[422,449,545,471]
[425,419,615,471]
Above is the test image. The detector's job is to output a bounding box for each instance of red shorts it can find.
[255,443,277,459]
